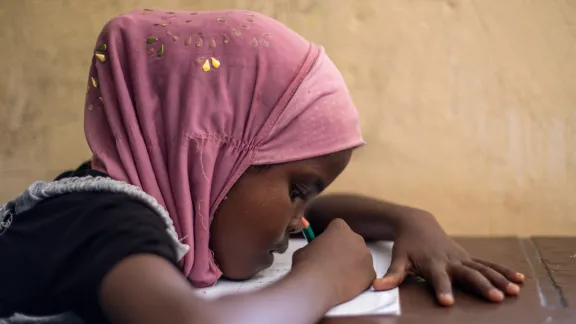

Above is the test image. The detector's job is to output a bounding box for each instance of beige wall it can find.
[1,0,575,236]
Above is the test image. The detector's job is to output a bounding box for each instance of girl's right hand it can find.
[292,218,376,306]
[100,220,374,324]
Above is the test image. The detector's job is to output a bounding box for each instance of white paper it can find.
[198,239,400,317]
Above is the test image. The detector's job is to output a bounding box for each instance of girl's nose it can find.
[288,208,306,234]
[288,223,304,234]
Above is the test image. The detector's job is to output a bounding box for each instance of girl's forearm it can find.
[305,194,431,241]
[208,266,335,324]
[101,254,335,324]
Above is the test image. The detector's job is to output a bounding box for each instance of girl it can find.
[0,9,524,324]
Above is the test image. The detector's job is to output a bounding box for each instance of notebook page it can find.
[198,239,400,317]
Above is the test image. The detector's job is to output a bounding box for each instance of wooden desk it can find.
[2,237,573,324]
[321,237,576,324]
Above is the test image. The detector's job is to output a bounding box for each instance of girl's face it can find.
[210,149,353,280]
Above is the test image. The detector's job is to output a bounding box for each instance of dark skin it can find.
[100,149,525,323]
[305,195,525,305]
[102,150,376,324]
[209,150,352,280]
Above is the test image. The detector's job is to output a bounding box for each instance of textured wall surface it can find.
[1,0,575,235]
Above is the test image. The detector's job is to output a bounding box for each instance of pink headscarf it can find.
[84,9,364,287]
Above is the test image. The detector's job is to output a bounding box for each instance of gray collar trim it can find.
[0,176,189,260]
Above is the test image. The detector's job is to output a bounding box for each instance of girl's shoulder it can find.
[34,160,152,217]
[0,163,180,322]
[2,161,167,236]
[54,160,103,180]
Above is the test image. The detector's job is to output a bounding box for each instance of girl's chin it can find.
[252,252,275,276]
[220,252,275,281]
[261,251,275,270]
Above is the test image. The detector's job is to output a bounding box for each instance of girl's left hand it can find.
[372,212,525,306]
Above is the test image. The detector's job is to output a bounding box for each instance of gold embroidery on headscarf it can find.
[200,57,221,72]
[202,59,211,72]
[95,53,106,63]
[259,38,270,47]
[147,37,158,44]
[157,44,164,57]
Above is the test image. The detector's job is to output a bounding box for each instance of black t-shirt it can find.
[0,168,180,323]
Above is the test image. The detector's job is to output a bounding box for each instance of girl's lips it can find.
[271,242,289,254]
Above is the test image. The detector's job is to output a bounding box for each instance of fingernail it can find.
[380,275,396,282]
[507,283,520,294]
[489,289,504,301]
[516,272,525,281]
[439,293,454,306]
[372,278,389,290]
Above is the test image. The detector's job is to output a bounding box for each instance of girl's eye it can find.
[289,184,310,201]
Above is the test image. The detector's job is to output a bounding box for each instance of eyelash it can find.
[289,184,310,201]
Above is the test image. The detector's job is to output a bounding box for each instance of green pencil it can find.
[301,217,316,243]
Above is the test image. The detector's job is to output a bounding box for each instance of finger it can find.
[464,261,520,296]
[472,258,525,283]
[373,255,408,291]
[427,267,454,306]
[450,264,504,303]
